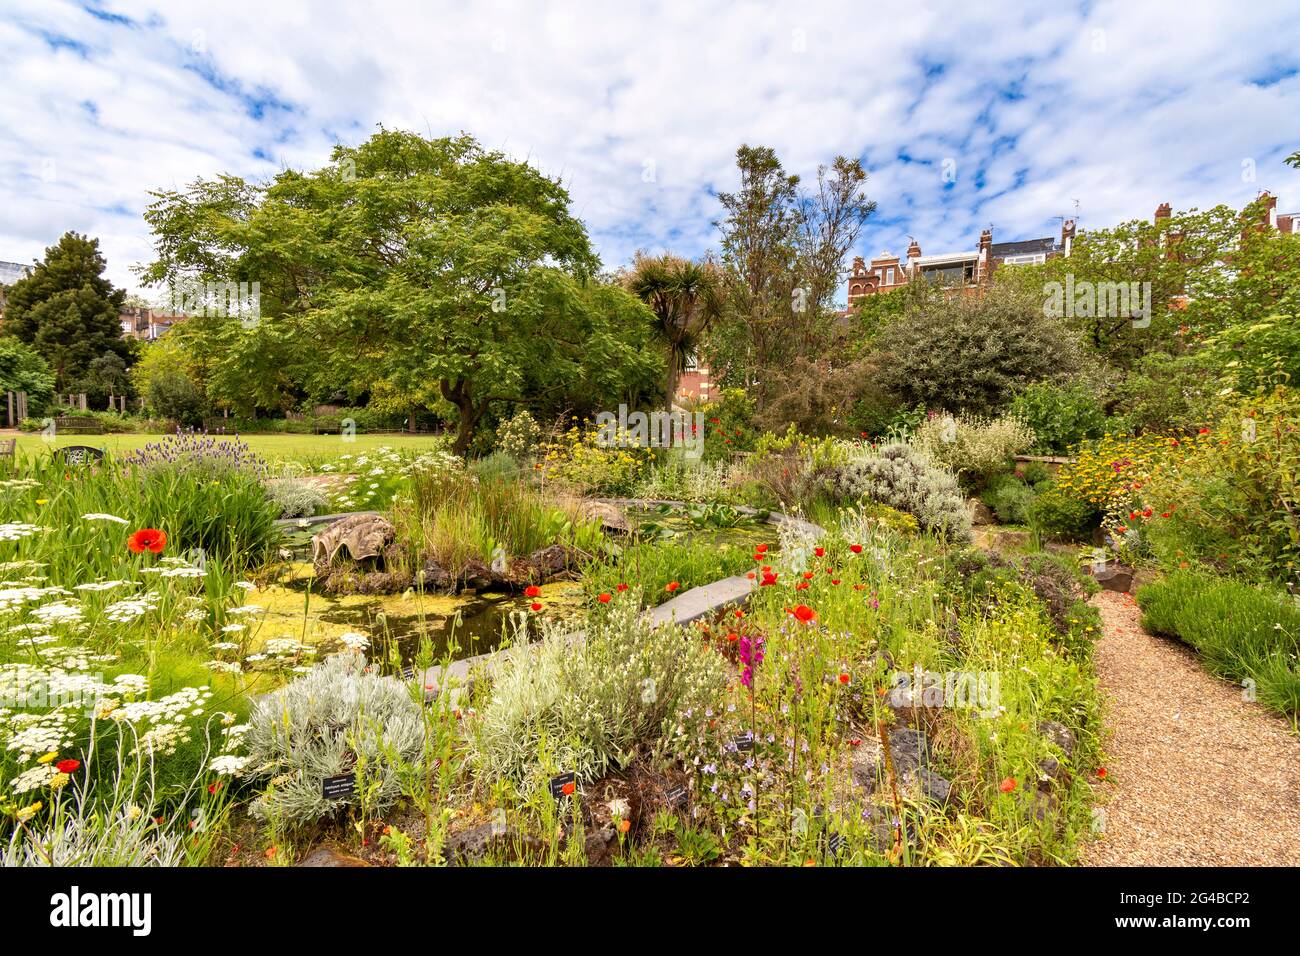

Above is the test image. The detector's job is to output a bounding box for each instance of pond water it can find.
[259,505,776,668]
[245,560,586,667]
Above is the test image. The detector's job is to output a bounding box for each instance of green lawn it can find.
[5,431,449,466]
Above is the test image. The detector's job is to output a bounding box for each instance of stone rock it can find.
[850,728,952,805]
[967,498,996,526]
[527,543,579,578]
[582,501,630,534]
[457,558,494,591]
[1088,563,1134,593]
[444,819,541,865]
[298,846,369,867]
[995,529,1032,550]
[311,513,396,566]
[1038,720,1076,759]
[416,558,451,590]
[583,825,619,866]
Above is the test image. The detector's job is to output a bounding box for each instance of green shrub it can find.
[242,654,425,825]
[472,599,727,795]
[982,474,1037,525]
[827,443,971,542]
[1137,570,1300,719]
[1009,383,1107,454]
[1028,482,1100,540]
[873,285,1085,417]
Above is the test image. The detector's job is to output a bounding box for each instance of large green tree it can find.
[141,129,660,451]
[710,147,875,411]
[2,233,130,389]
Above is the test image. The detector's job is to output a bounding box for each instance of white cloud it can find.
[0,0,1296,299]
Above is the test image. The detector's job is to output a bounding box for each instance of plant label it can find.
[322,772,356,800]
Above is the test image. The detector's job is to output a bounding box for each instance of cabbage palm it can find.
[626,253,721,409]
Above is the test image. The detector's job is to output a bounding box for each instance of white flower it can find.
[338,631,369,651]
[209,755,249,775]
[81,513,128,524]
[220,623,246,633]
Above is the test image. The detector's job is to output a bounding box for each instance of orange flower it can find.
[618,818,631,834]
[665,581,680,593]
[597,592,612,604]
[999,777,1017,794]
[561,781,576,796]
[1096,767,1108,779]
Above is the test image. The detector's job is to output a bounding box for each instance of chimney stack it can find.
[1154,202,1172,223]
[1060,218,1076,256]
[906,238,922,261]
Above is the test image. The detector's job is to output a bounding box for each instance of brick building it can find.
[120,306,187,341]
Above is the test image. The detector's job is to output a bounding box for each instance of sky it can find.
[1,0,1298,302]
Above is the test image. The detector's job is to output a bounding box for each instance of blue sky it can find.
[2,0,1298,300]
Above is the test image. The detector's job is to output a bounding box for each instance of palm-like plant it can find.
[626,253,721,409]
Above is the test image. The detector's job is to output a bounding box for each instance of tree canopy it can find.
[140,128,661,450]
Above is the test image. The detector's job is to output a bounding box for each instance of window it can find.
[885,267,894,284]
[1000,253,1046,266]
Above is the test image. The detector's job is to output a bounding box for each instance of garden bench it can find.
[53,415,104,435]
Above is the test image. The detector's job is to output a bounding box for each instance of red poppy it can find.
[1142,508,1152,518]
[208,782,222,794]
[814,547,825,558]
[760,572,777,586]
[665,581,680,593]
[1160,512,1172,519]
[838,673,850,684]
[530,602,543,612]
[1198,427,1209,434]
[616,582,629,592]
[127,528,167,554]
[561,781,576,796]
[755,544,769,554]
[849,544,863,554]
[803,571,814,580]
[852,584,866,591]
[999,777,1017,794]
[597,593,612,604]
[848,738,862,747]
[795,581,809,590]
[792,604,816,623]
[727,632,739,642]
[746,571,756,580]
[524,585,541,598]
[55,759,80,774]
[830,579,840,586]
[733,610,744,619]
[1096,767,1108,779]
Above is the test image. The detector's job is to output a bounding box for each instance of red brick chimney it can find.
[1154,202,1171,223]
[977,228,993,283]
[1060,218,1076,255]
[906,237,922,261]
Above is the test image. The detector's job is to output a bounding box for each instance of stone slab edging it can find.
[419,498,824,696]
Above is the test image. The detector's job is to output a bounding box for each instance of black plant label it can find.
[549,771,577,799]
[322,772,356,800]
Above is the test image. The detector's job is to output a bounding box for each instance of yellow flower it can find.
[37,752,58,764]
[35,499,48,506]
[50,773,70,790]
[16,801,42,822]
[126,804,142,821]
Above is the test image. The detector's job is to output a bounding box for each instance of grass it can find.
[1137,569,1300,722]
[7,431,449,467]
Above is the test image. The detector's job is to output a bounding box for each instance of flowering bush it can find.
[495,409,542,463]
[827,444,971,542]
[911,413,1036,491]
[539,422,652,495]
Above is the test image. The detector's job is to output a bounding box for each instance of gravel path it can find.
[1081,591,1300,866]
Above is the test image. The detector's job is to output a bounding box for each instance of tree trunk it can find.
[665,353,679,411]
